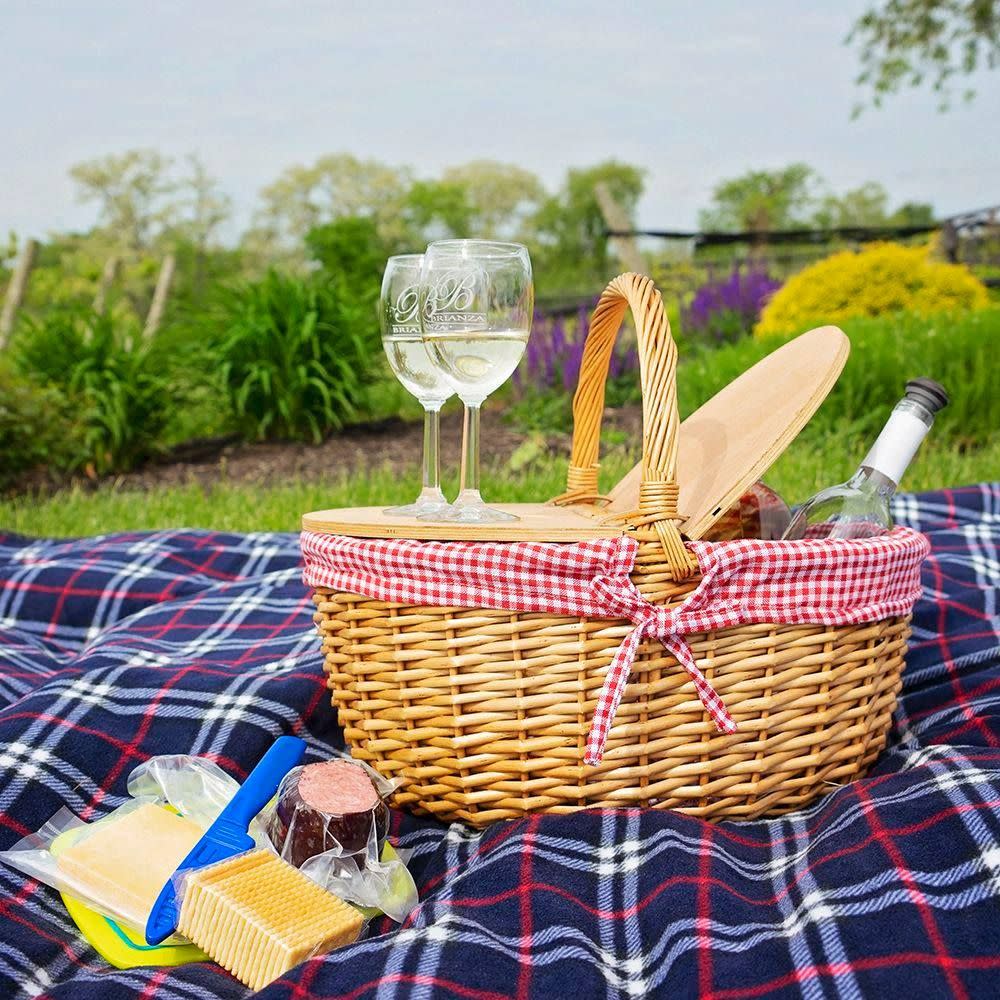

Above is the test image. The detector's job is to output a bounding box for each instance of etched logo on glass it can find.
[390,284,420,335]
[424,269,487,330]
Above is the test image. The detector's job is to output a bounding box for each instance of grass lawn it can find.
[4,306,997,538]
[2,433,996,538]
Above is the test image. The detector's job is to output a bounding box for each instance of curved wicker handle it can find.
[552,272,696,579]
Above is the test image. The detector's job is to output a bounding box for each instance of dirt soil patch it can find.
[19,404,645,495]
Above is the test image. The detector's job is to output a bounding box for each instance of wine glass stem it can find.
[458,403,482,504]
[422,404,442,494]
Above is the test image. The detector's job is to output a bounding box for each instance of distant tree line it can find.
[698,164,934,236]
[1,151,940,314]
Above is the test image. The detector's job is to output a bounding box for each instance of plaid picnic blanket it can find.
[0,484,998,1000]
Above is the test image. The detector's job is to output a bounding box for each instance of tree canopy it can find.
[15,148,943,315]
[68,150,232,257]
[533,161,645,289]
[701,167,937,233]
[849,0,1000,109]
[254,154,413,250]
[699,165,819,233]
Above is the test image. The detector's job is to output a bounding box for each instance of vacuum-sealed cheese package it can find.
[0,754,267,932]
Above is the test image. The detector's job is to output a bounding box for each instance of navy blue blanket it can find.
[1,485,999,999]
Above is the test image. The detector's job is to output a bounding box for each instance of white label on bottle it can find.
[861,409,930,486]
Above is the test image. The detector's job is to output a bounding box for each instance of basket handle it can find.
[551,272,696,579]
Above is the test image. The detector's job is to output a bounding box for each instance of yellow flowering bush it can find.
[755,242,989,337]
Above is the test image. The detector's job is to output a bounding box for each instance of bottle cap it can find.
[905,378,949,415]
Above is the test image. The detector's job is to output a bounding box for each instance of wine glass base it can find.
[420,504,519,524]
[383,497,452,518]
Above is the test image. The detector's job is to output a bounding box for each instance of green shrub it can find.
[209,270,381,442]
[13,306,176,473]
[305,217,388,300]
[0,367,80,491]
[508,306,1000,451]
[681,306,1000,448]
[756,242,989,336]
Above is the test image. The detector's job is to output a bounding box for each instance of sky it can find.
[2,0,998,243]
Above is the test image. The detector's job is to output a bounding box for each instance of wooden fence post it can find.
[940,221,959,263]
[92,256,120,314]
[594,182,646,275]
[0,238,39,350]
[143,253,175,341]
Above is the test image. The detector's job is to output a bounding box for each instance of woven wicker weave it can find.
[310,273,912,826]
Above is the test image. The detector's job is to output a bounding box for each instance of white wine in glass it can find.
[418,240,533,525]
[379,254,453,517]
[421,330,529,399]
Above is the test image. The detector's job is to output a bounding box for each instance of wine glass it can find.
[417,240,533,524]
[379,254,453,516]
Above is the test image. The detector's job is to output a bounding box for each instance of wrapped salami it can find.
[265,759,389,869]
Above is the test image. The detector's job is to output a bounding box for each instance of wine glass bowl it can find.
[418,240,533,524]
[379,254,453,517]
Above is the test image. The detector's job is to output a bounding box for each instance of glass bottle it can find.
[702,482,792,541]
[782,378,949,540]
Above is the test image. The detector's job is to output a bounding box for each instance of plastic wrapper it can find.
[0,755,270,933]
[260,759,417,923]
[167,847,368,992]
[0,753,416,936]
[126,754,268,844]
[0,797,216,937]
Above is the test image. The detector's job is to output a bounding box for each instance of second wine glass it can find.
[379,254,453,517]
[418,240,533,524]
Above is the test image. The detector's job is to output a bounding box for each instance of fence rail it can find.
[537,208,999,317]
[607,222,940,246]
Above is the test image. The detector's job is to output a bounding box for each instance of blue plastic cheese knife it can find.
[145,735,305,945]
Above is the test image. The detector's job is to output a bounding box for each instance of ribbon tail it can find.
[584,623,647,766]
[661,635,738,736]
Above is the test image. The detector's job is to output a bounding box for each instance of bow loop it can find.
[583,582,737,765]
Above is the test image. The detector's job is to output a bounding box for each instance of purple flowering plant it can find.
[516,301,638,397]
[683,267,782,344]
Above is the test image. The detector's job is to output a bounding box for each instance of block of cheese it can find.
[56,803,204,928]
[177,849,363,992]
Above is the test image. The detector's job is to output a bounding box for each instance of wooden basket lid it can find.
[605,325,850,539]
[301,503,624,541]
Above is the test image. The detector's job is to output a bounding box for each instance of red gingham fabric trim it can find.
[301,527,929,764]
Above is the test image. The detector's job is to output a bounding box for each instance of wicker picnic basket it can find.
[308,273,913,826]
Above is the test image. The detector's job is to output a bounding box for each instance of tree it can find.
[173,155,232,254]
[65,151,235,315]
[305,217,390,300]
[440,161,545,239]
[68,150,231,258]
[402,180,473,242]
[533,161,645,289]
[849,0,1000,110]
[69,149,178,252]
[814,182,890,228]
[700,164,819,234]
[889,201,937,226]
[1,232,17,273]
[255,154,413,250]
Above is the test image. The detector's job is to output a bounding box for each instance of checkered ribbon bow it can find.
[301,527,929,765]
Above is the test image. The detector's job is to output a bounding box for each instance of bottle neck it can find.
[847,465,899,496]
[855,398,933,491]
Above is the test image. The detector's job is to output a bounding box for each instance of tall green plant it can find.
[211,270,380,442]
[0,366,80,491]
[13,305,175,473]
[679,307,1000,447]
